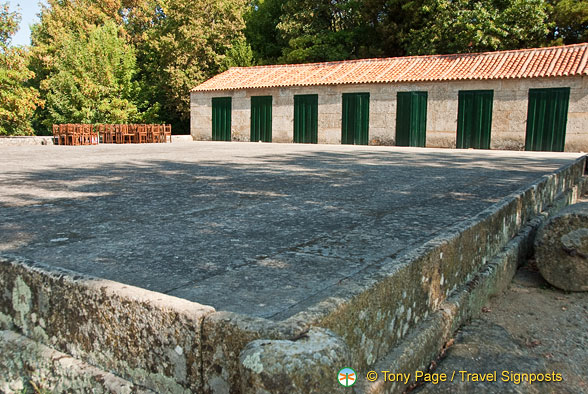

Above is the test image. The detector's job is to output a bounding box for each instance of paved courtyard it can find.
[0,142,583,319]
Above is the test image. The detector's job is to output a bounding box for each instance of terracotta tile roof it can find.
[192,43,588,92]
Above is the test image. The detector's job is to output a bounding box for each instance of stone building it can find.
[191,43,588,152]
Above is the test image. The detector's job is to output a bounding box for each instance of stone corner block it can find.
[238,327,351,393]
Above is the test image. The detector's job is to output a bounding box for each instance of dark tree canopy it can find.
[548,0,588,44]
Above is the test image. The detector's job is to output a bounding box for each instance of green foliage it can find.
[138,0,248,131]
[244,0,287,64]
[405,0,551,55]
[0,1,17,47]
[0,3,42,135]
[29,0,158,132]
[41,21,146,126]
[223,37,254,69]
[548,0,588,44]
[249,0,557,62]
[30,0,247,133]
[277,0,363,63]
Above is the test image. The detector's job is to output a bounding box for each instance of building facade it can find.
[191,44,588,152]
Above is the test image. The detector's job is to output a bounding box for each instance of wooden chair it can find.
[157,125,165,143]
[64,124,75,145]
[89,124,99,145]
[115,124,123,144]
[60,125,68,145]
[52,125,61,145]
[163,124,172,143]
[74,124,84,145]
[135,124,147,143]
[97,124,106,143]
[59,124,66,145]
[121,124,134,143]
[80,124,90,145]
[108,124,118,144]
[146,124,158,143]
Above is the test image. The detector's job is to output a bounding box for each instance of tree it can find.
[404,0,551,55]
[138,0,249,131]
[244,0,287,64]
[30,0,248,133]
[29,0,159,131]
[277,0,363,63]
[548,0,588,44]
[41,21,148,126]
[0,3,42,135]
[246,0,559,62]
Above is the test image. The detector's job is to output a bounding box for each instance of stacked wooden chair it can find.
[52,124,172,145]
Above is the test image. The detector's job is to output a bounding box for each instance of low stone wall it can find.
[0,260,214,393]
[171,135,195,143]
[197,155,587,393]
[0,136,54,146]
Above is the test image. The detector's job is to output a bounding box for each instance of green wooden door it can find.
[294,94,318,143]
[251,96,272,142]
[396,91,428,147]
[525,88,570,152]
[456,90,494,149]
[342,93,370,145]
[212,97,232,141]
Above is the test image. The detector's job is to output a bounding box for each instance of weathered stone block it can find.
[239,327,351,393]
[535,202,588,291]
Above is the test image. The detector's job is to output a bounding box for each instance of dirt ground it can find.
[417,221,588,394]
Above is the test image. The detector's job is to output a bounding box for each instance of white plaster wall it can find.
[190,76,587,151]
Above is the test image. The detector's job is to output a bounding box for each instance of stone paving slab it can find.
[0,142,584,320]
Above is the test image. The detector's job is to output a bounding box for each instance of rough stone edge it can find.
[0,256,216,393]
[356,175,587,394]
[200,311,310,393]
[0,329,155,393]
[197,156,587,392]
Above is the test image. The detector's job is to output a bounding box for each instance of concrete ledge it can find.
[0,257,215,393]
[0,329,154,393]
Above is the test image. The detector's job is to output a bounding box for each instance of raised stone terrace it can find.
[0,142,585,393]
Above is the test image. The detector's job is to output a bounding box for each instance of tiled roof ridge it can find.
[227,43,588,71]
[192,43,588,91]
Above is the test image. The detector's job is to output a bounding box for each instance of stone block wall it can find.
[190,76,587,151]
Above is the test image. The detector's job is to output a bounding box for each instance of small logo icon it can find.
[338,367,357,387]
